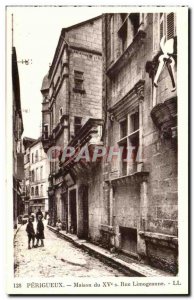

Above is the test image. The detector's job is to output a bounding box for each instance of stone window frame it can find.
[43,123,49,139]
[31,186,34,196]
[73,70,85,94]
[31,170,35,182]
[74,116,82,136]
[117,13,142,53]
[35,186,39,196]
[117,108,140,176]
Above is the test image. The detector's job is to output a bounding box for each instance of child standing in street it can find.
[26,216,35,249]
[35,215,45,247]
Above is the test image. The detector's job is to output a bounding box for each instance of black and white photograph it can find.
[5,5,189,295]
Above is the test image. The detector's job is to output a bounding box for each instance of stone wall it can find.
[103,13,178,273]
[68,49,102,137]
[65,17,102,53]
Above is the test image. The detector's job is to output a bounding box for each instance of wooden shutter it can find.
[167,13,175,40]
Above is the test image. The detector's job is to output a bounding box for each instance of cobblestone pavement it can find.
[14,222,124,277]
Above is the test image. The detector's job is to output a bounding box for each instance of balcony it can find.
[60,118,103,175]
[150,96,177,139]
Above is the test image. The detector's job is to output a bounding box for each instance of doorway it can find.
[69,189,77,234]
[120,226,137,256]
[82,185,89,239]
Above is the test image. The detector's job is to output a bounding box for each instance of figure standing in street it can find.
[35,215,45,247]
[26,217,35,249]
[56,219,62,232]
[36,208,43,222]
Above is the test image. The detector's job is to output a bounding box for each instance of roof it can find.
[23,137,36,150]
[61,15,101,33]
[29,137,42,149]
[48,15,102,79]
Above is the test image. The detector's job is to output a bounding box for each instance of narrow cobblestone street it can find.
[14,221,124,277]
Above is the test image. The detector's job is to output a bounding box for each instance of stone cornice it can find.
[70,45,102,57]
[108,80,145,121]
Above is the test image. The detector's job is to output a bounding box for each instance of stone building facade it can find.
[41,16,103,235]
[23,138,50,215]
[101,13,177,274]
[12,46,24,228]
[41,13,178,274]
[23,137,36,214]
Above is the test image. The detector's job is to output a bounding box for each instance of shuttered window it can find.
[167,13,175,40]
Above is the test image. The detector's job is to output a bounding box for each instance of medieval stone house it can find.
[41,16,103,239]
[101,13,177,274]
[41,13,178,274]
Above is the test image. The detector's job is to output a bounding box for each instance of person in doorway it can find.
[46,212,51,225]
[56,219,62,232]
[36,208,43,222]
[35,215,45,247]
[26,217,35,249]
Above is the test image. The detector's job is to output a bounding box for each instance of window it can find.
[40,166,43,180]
[118,14,128,52]
[40,185,43,196]
[35,186,39,196]
[110,15,114,62]
[118,13,140,53]
[120,118,128,139]
[129,13,140,37]
[167,13,175,40]
[128,111,139,172]
[74,116,82,136]
[43,124,49,139]
[31,187,34,196]
[35,150,38,162]
[159,12,176,42]
[31,170,35,182]
[36,168,39,181]
[74,71,84,92]
[31,153,34,163]
[118,109,139,176]
[27,154,30,163]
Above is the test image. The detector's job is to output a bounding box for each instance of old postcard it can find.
[6,5,189,295]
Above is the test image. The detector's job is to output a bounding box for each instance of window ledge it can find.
[139,231,178,248]
[106,171,149,186]
[107,30,146,78]
[73,88,86,94]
